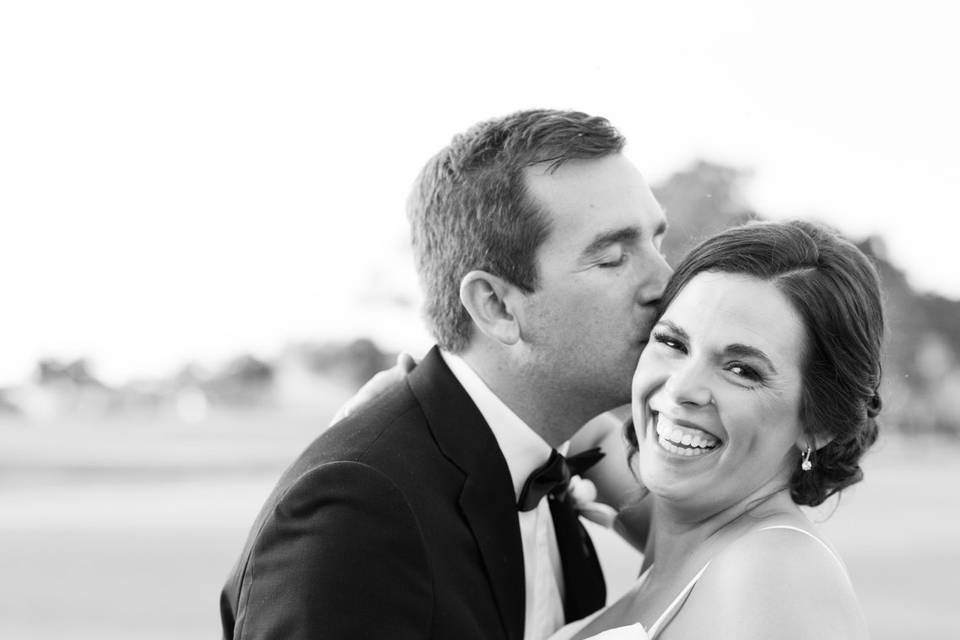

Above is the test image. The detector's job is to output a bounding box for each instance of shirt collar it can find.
[441,350,564,501]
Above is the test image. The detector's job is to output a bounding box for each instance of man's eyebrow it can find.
[724,343,779,374]
[582,227,641,257]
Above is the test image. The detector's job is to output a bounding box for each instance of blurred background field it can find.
[2,412,957,640]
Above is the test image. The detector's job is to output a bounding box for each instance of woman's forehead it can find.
[664,272,807,365]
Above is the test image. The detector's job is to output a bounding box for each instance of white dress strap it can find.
[755,524,849,574]
[645,561,711,639]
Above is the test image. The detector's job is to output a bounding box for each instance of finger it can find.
[357,370,393,397]
[579,502,618,529]
[330,404,350,425]
[330,359,415,427]
[330,371,389,425]
[397,352,417,373]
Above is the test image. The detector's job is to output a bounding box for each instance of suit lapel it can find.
[408,347,525,640]
[458,452,526,640]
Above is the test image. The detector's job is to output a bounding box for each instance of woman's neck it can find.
[645,484,799,577]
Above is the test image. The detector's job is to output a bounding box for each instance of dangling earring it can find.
[800,447,813,472]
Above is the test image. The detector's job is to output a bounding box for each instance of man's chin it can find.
[597,381,634,413]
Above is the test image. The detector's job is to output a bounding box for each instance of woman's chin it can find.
[637,440,720,501]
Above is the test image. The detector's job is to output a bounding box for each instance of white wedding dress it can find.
[548,525,846,640]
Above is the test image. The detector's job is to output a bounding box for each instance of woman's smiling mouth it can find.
[653,413,722,457]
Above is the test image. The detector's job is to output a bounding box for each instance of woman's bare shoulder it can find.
[668,525,868,640]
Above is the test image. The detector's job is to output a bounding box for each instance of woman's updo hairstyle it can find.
[647,220,884,506]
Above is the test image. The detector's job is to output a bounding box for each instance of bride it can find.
[553,220,881,639]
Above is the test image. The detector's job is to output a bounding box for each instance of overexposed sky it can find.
[2,0,958,385]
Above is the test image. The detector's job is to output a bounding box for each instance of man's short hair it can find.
[407,109,626,352]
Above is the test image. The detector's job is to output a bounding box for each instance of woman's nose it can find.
[663,361,713,407]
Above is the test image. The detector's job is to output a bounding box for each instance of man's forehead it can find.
[521,155,631,188]
[522,156,661,218]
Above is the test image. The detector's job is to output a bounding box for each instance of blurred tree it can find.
[204,355,275,406]
[0,389,21,415]
[856,239,960,435]
[29,358,112,418]
[653,160,758,266]
[34,358,105,388]
[301,338,395,388]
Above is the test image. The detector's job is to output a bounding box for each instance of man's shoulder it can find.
[301,378,429,468]
[245,381,442,542]
[270,346,498,511]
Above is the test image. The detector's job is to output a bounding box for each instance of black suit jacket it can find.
[220,347,603,639]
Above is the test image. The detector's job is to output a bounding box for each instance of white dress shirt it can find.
[441,351,566,640]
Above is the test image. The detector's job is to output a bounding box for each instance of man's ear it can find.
[459,270,522,346]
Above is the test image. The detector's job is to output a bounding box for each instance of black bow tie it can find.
[517,447,605,512]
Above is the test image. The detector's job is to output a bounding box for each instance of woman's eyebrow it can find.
[654,320,689,342]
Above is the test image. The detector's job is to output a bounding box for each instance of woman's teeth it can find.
[655,414,720,457]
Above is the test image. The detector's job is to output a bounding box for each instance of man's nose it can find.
[637,250,673,305]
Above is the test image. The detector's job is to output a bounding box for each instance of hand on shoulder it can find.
[330,352,418,424]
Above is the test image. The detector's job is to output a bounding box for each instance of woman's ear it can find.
[459,270,521,346]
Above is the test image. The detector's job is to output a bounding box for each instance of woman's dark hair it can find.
[629,220,884,507]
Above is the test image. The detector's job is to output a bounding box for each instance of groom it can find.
[220,109,670,639]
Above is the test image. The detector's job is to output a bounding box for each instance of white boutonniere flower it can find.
[565,476,618,529]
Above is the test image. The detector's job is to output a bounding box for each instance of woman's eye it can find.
[727,363,762,382]
[652,332,687,353]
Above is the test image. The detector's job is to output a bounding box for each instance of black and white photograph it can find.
[1,1,957,638]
